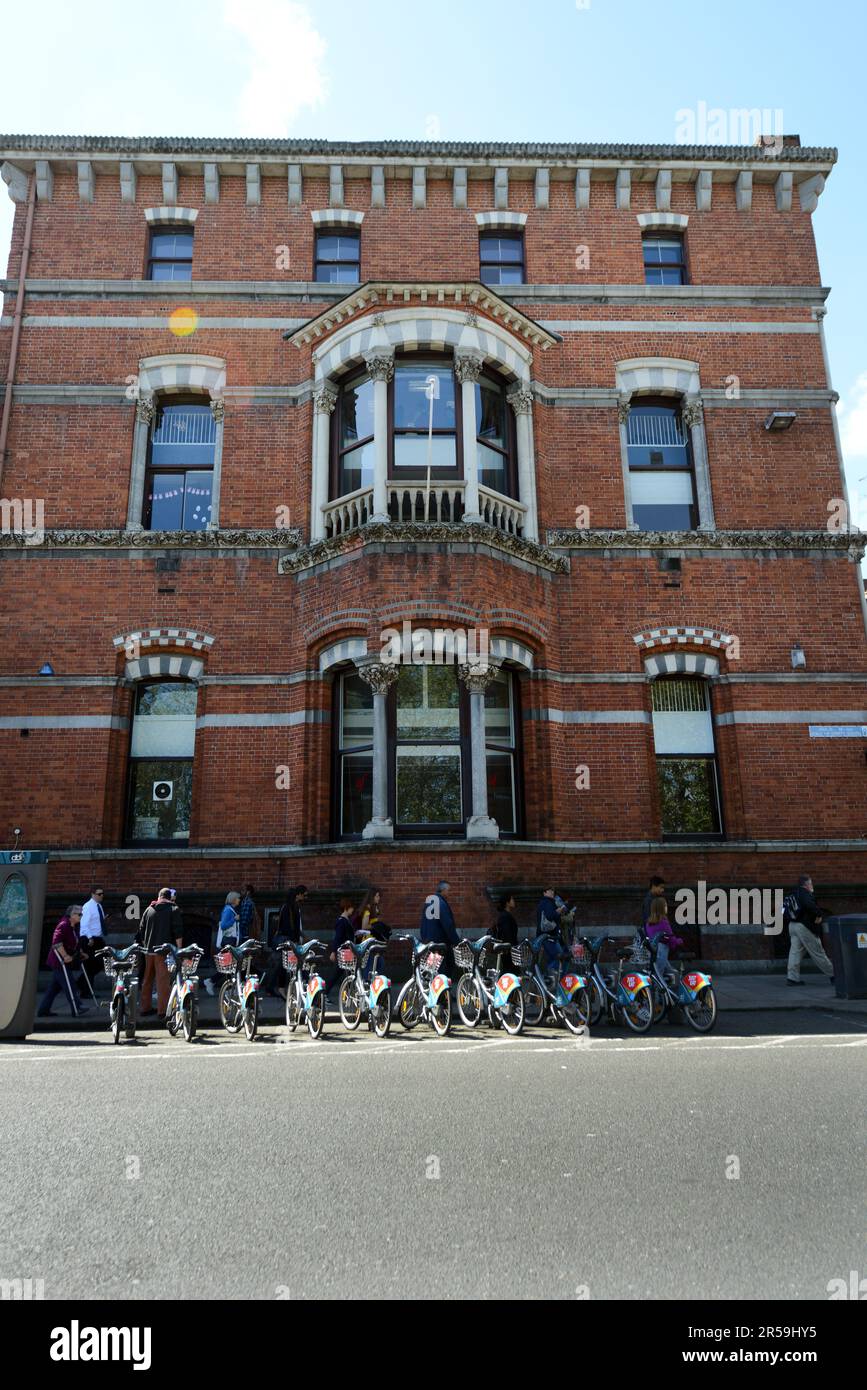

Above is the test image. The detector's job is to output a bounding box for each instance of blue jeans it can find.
[39,964,85,1016]
[655,940,670,977]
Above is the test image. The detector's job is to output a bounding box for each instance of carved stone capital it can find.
[458,660,502,694]
[506,387,534,416]
[136,393,155,425]
[616,394,632,425]
[363,351,395,384]
[314,383,338,415]
[356,658,400,694]
[681,396,704,430]
[209,394,225,424]
[454,351,485,385]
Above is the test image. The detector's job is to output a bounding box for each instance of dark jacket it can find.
[420,893,458,946]
[331,913,354,953]
[536,897,560,935]
[792,886,826,935]
[139,900,182,951]
[496,910,519,947]
[277,894,302,944]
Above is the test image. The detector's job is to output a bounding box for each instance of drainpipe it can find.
[0,172,36,494]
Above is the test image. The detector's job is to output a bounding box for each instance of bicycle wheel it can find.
[430,989,451,1036]
[219,979,242,1034]
[307,991,325,1038]
[620,984,654,1034]
[111,995,123,1045]
[182,994,197,1042]
[125,988,137,1040]
[396,979,421,1030]
[339,975,363,1031]
[456,973,483,1028]
[371,988,392,1038]
[562,988,589,1035]
[521,975,545,1027]
[682,986,717,1033]
[587,976,604,1026]
[167,990,182,1037]
[285,988,299,1032]
[499,987,525,1036]
[650,983,668,1025]
[243,994,259,1041]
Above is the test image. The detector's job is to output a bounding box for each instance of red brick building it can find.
[0,135,864,959]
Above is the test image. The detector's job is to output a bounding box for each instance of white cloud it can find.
[839,371,867,463]
[223,0,328,135]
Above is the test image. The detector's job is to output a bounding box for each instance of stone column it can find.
[364,350,394,523]
[455,350,485,524]
[357,658,399,841]
[507,385,537,541]
[126,393,155,530]
[459,660,502,841]
[311,382,337,540]
[682,395,715,531]
[208,394,225,528]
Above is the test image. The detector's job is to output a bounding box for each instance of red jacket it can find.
[47,916,79,970]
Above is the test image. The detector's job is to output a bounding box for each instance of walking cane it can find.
[78,947,103,1008]
[57,954,88,1017]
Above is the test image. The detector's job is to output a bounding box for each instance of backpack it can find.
[782,893,799,927]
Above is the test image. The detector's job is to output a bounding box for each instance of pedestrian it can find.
[358,887,390,979]
[323,897,357,1000]
[262,885,308,998]
[493,893,519,978]
[38,906,90,1017]
[79,885,107,994]
[535,887,566,977]
[645,897,683,980]
[239,883,261,941]
[641,874,666,928]
[217,892,241,949]
[786,874,835,987]
[138,888,183,1019]
[420,881,459,982]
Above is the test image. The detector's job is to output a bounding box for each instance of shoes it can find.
[203,979,216,997]
[787,979,805,987]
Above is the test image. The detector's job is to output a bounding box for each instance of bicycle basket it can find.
[511,940,533,970]
[423,950,443,974]
[454,941,475,971]
[570,942,591,968]
[478,943,498,974]
[214,948,236,975]
[625,940,652,969]
[337,944,356,971]
[181,953,202,978]
[281,946,299,973]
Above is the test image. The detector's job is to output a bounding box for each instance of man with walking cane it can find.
[38,906,91,1018]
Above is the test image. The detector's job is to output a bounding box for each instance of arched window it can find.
[627,398,697,530]
[651,677,722,837]
[125,681,197,844]
[144,398,216,531]
[333,663,522,839]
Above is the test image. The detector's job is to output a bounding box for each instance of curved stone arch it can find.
[633,625,734,653]
[312,307,532,385]
[643,650,720,679]
[144,206,198,225]
[310,208,364,227]
[616,356,700,399]
[475,211,528,230]
[125,653,205,682]
[636,211,689,232]
[113,627,215,653]
[490,636,534,672]
[319,637,368,674]
[138,353,226,398]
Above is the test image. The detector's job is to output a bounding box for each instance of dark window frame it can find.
[627,395,698,532]
[479,231,526,286]
[123,679,197,847]
[146,225,194,282]
[642,233,688,286]
[314,227,361,283]
[651,676,724,840]
[143,395,217,531]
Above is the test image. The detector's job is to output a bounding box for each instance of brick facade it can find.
[0,136,864,958]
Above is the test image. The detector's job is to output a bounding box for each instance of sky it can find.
[1,0,865,515]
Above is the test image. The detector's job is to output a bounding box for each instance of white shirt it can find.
[80,898,105,939]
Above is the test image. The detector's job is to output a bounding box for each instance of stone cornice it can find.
[547,528,865,559]
[279,521,569,576]
[0,527,302,551]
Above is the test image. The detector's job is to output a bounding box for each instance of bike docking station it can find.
[0,848,48,1039]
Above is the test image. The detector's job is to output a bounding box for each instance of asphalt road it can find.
[0,1010,864,1301]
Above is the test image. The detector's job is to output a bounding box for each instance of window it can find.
[479,233,525,286]
[392,360,458,474]
[335,371,375,496]
[147,227,194,281]
[144,400,216,531]
[334,665,522,839]
[651,678,722,837]
[627,400,697,530]
[643,235,687,286]
[125,682,197,844]
[314,229,360,283]
[476,373,517,497]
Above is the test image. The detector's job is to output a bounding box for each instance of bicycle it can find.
[98,944,144,1044]
[636,932,718,1032]
[214,938,266,1041]
[395,939,452,1036]
[453,936,525,1034]
[156,943,204,1042]
[574,935,654,1033]
[282,939,329,1039]
[512,937,589,1034]
[337,937,392,1037]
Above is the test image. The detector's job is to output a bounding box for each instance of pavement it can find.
[29,968,867,1031]
[0,1007,864,1300]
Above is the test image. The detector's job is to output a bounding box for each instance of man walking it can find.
[139,888,184,1018]
[641,874,666,928]
[79,886,107,994]
[420,881,459,981]
[786,874,834,986]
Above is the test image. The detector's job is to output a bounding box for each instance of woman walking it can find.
[38,906,90,1018]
